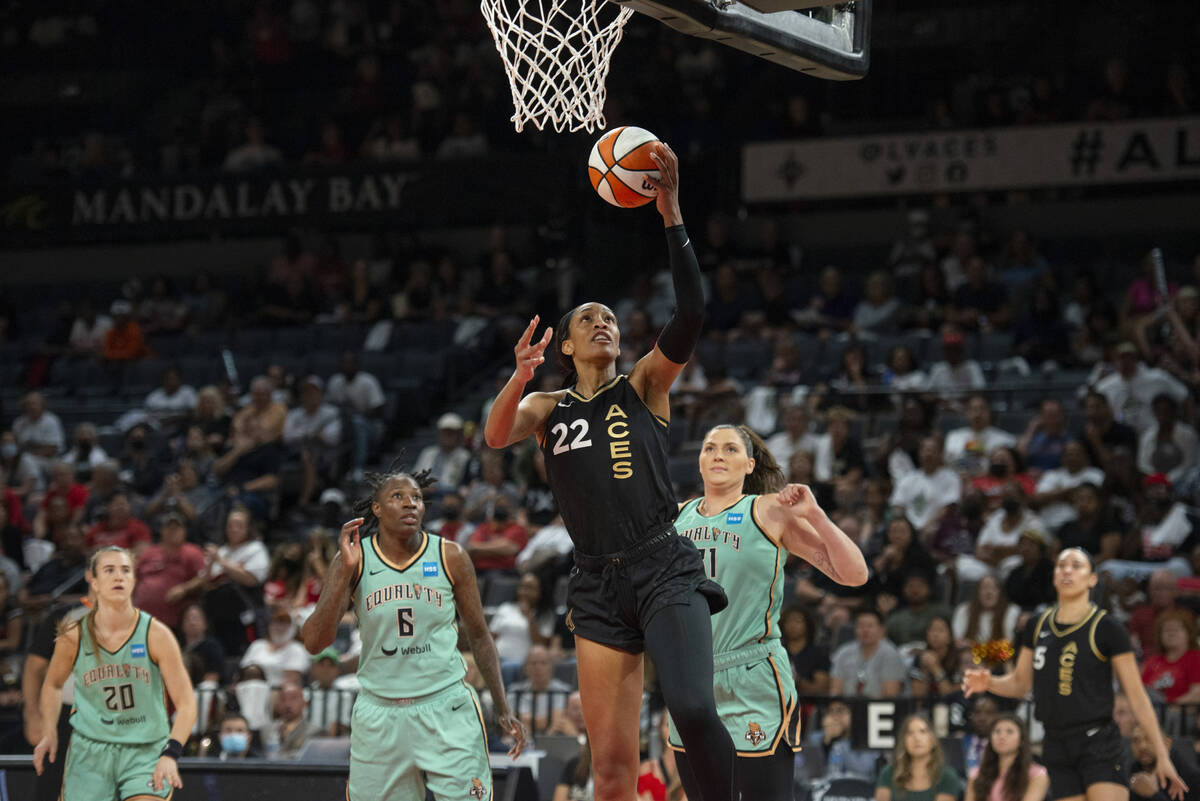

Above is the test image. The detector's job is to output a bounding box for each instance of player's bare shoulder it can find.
[522,388,569,431]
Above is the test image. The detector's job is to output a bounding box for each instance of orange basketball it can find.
[587,126,661,208]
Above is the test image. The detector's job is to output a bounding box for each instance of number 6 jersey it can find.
[541,375,677,555]
[351,532,465,698]
[70,610,169,744]
[1020,604,1132,732]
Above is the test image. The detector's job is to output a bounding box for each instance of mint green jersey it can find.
[70,610,169,745]
[676,495,788,657]
[352,531,465,698]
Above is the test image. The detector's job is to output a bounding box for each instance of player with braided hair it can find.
[301,465,526,800]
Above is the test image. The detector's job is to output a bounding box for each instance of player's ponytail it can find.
[706,425,786,495]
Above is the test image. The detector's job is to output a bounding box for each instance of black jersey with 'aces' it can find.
[1020,604,1132,733]
[541,375,677,555]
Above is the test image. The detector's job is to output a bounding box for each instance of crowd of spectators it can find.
[2,1,1198,184]
[2,208,1200,798]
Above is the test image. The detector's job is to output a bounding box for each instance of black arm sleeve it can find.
[655,224,705,364]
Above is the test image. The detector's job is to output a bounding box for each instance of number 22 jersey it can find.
[541,375,677,555]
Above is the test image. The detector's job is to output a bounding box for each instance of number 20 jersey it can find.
[70,610,169,744]
[541,375,678,555]
[352,532,464,698]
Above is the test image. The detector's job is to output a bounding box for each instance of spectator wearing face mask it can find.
[427,492,474,545]
[969,447,1035,510]
[213,713,259,759]
[1100,474,1194,582]
[241,608,310,687]
[61,423,108,472]
[955,482,1047,583]
[466,498,528,574]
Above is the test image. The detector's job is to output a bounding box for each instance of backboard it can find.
[615,0,871,80]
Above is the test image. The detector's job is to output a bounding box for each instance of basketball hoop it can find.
[480,0,634,133]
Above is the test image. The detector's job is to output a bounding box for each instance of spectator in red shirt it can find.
[133,512,206,628]
[466,499,528,573]
[1129,570,1197,658]
[85,492,152,553]
[0,469,27,533]
[969,446,1037,510]
[1141,609,1200,704]
[38,461,88,522]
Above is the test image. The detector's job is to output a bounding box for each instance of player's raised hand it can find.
[647,142,681,225]
[339,517,364,573]
[32,734,56,775]
[500,711,528,758]
[513,315,553,382]
[962,668,991,698]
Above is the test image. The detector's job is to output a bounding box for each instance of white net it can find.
[481,0,634,133]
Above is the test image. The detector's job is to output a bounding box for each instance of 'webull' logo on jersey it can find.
[82,663,153,687]
[363,583,444,612]
[679,525,742,551]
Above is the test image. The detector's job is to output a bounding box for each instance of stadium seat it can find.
[296,737,352,763]
[483,573,520,610]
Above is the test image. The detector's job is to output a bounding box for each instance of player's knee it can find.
[592,759,638,799]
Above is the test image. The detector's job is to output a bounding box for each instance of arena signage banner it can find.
[0,158,567,246]
[742,115,1200,200]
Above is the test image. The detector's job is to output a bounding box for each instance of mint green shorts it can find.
[348,681,492,801]
[667,642,802,757]
[61,730,172,801]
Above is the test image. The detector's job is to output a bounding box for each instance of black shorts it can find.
[1041,720,1126,800]
[566,527,728,654]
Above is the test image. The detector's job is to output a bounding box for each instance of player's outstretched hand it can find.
[500,711,528,759]
[647,142,681,223]
[153,755,184,791]
[1158,754,1188,801]
[962,668,990,698]
[32,734,56,775]
[339,517,364,574]
[513,315,553,383]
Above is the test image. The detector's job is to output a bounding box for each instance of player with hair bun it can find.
[965,547,1187,801]
[301,465,526,801]
[485,143,740,801]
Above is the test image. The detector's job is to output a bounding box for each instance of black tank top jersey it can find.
[1020,604,1132,733]
[541,375,677,555]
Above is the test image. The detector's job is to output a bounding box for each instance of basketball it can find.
[587,126,662,208]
